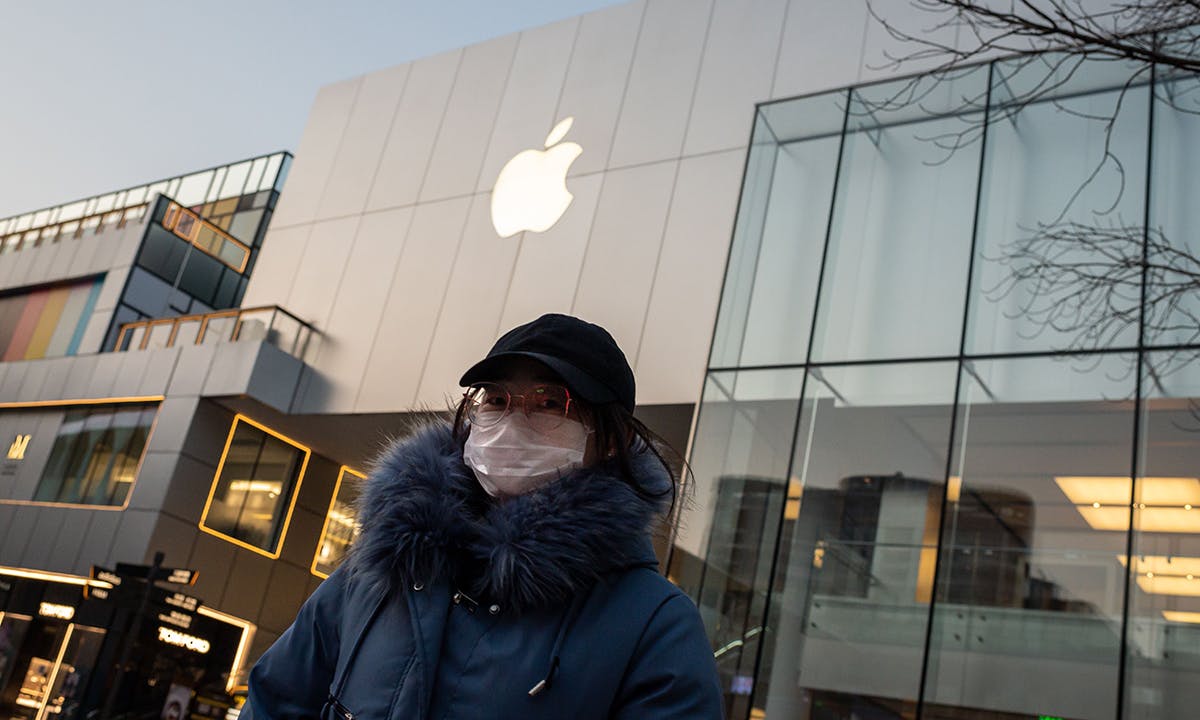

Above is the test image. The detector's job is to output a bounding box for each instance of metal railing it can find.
[114,305,314,359]
[0,203,148,255]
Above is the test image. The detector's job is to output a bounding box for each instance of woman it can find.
[243,314,723,720]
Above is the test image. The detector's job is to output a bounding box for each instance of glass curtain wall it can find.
[674,49,1199,720]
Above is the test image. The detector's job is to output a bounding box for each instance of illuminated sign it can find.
[39,602,75,620]
[491,117,582,238]
[166,568,197,585]
[7,434,30,460]
[158,610,194,629]
[164,591,199,612]
[92,568,122,586]
[158,626,210,653]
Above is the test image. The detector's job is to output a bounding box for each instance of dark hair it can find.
[450,393,685,515]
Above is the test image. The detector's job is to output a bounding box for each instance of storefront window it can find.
[199,416,310,558]
[680,47,1197,720]
[33,402,158,507]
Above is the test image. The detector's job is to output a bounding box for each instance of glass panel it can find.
[200,315,237,344]
[235,309,274,343]
[670,368,804,720]
[966,66,1151,355]
[313,467,365,577]
[1145,71,1200,349]
[709,114,783,368]
[263,154,286,191]
[202,419,308,554]
[923,353,1136,720]
[739,134,840,367]
[57,201,86,222]
[220,162,252,200]
[31,404,156,506]
[810,68,988,362]
[228,209,264,243]
[173,318,202,346]
[144,322,174,350]
[1124,351,1200,718]
[43,624,105,720]
[175,171,213,207]
[206,167,228,203]
[269,311,305,356]
[91,194,115,215]
[246,156,268,194]
[752,361,956,719]
[144,181,168,203]
[759,88,846,145]
[123,325,147,351]
[0,613,32,703]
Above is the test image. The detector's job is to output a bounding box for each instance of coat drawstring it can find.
[527,590,590,697]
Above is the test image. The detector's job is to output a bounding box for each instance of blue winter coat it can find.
[243,421,723,720]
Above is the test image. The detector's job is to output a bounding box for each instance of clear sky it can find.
[0,1,628,219]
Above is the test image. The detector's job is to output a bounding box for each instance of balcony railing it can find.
[0,203,148,255]
[114,306,314,359]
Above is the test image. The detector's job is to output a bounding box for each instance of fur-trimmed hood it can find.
[345,420,671,613]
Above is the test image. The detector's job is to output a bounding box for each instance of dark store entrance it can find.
[0,565,248,720]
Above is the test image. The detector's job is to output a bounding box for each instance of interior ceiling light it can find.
[1138,575,1200,597]
[1163,610,1200,624]
[1055,476,1200,533]
[1118,555,1200,576]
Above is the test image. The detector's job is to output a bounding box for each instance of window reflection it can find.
[200,416,310,557]
[312,467,365,578]
[32,402,158,507]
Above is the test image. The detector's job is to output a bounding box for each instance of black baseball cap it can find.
[459,314,636,412]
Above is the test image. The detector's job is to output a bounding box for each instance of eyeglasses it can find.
[465,382,573,433]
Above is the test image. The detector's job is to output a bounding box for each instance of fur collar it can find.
[346,420,671,613]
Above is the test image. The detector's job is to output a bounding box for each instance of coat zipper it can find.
[327,696,355,720]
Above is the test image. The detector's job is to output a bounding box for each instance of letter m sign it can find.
[7,434,30,460]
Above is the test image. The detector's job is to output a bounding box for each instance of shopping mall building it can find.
[0,1,1197,719]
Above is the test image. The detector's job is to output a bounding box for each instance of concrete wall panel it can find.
[270,78,362,229]
[416,198,520,407]
[683,0,788,155]
[474,17,580,194]
[572,161,677,364]
[607,0,713,168]
[241,224,313,310]
[418,36,519,203]
[637,150,743,405]
[315,65,410,221]
[284,216,361,335]
[310,207,412,414]
[365,50,463,212]
[559,1,644,178]
[355,196,472,413]
[497,174,604,333]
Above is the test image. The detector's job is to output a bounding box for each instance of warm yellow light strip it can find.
[198,605,256,694]
[1163,610,1200,624]
[33,623,74,720]
[311,466,366,579]
[0,565,113,589]
[0,395,164,410]
[198,414,311,560]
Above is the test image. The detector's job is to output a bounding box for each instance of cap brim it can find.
[459,351,618,405]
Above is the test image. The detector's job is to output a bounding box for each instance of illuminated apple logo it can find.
[490,117,582,238]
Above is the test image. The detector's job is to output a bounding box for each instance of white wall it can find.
[243,0,927,414]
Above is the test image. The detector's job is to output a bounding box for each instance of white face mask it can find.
[463,414,590,498]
